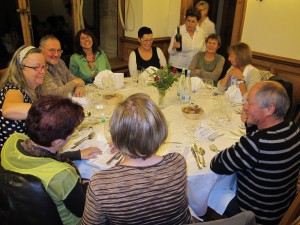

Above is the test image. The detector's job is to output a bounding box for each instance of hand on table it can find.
[80,147,102,159]
[74,86,85,97]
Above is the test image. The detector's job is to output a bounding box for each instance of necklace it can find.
[86,55,98,78]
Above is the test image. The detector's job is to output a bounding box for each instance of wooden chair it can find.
[279,193,300,225]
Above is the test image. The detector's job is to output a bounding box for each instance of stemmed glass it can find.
[132,70,140,86]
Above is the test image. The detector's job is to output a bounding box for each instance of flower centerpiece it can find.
[147,64,179,108]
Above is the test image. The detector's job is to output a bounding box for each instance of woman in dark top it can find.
[128,27,166,76]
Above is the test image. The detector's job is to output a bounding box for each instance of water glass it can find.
[205,79,214,91]
[132,70,140,86]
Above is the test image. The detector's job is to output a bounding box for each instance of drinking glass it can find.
[132,70,140,86]
[205,79,214,91]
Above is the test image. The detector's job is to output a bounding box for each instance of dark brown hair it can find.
[26,95,84,147]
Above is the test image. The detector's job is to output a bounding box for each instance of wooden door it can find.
[17,0,33,45]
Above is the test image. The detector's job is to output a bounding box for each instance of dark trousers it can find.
[223,196,240,217]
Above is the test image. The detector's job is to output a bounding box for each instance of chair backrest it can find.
[279,193,300,225]
[0,166,63,225]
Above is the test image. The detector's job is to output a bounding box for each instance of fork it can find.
[71,131,95,149]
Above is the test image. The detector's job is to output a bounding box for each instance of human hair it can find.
[138,27,153,38]
[26,95,85,147]
[74,29,99,55]
[185,7,201,21]
[206,33,221,47]
[109,93,168,159]
[195,1,209,10]
[39,34,59,47]
[255,81,290,119]
[0,45,43,101]
[228,42,252,67]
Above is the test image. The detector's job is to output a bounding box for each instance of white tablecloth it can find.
[64,78,243,216]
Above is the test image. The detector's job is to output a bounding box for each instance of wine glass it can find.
[132,70,140,86]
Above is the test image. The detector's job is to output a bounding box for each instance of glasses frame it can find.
[140,38,154,43]
[22,64,48,72]
[45,48,64,54]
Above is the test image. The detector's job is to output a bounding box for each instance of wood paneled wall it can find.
[120,37,171,62]
[251,52,300,109]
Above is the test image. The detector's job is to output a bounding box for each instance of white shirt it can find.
[168,24,206,69]
[200,17,216,37]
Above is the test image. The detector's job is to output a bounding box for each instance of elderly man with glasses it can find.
[39,34,85,97]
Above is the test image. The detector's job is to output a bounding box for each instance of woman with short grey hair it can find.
[82,93,193,225]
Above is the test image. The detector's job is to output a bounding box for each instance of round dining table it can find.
[64,77,245,217]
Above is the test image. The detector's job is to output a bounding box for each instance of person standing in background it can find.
[128,27,166,76]
[195,1,216,37]
[168,7,206,71]
[70,29,111,84]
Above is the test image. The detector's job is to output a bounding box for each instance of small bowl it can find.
[182,105,204,120]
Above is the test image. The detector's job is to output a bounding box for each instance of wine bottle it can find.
[175,26,182,51]
[181,70,192,103]
[177,68,186,100]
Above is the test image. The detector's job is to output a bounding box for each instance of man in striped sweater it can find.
[211,81,300,225]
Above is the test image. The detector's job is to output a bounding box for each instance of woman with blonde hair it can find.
[217,42,261,101]
[0,45,46,150]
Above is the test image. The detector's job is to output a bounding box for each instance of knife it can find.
[191,147,202,169]
[106,152,122,165]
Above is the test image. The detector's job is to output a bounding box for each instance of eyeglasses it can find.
[23,64,48,71]
[141,39,153,43]
[45,48,64,54]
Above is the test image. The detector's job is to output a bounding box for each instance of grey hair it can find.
[109,93,168,159]
[255,81,290,118]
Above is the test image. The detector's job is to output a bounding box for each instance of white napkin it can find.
[191,77,204,92]
[71,97,88,106]
[94,70,124,89]
[225,85,243,104]
[142,66,158,83]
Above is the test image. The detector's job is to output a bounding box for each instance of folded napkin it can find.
[225,85,243,104]
[142,66,158,83]
[191,77,204,92]
[94,70,124,89]
[71,97,88,106]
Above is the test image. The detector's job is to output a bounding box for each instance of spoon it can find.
[199,147,206,167]
[208,134,224,141]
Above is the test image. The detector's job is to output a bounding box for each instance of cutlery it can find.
[228,136,240,140]
[194,143,202,164]
[115,154,124,165]
[208,134,224,141]
[71,131,95,149]
[199,147,206,167]
[163,141,183,144]
[229,130,240,136]
[238,130,246,135]
[191,147,202,169]
[106,152,122,165]
[209,144,220,153]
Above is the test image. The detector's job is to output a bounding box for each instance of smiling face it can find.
[22,53,46,89]
[40,38,62,65]
[139,33,153,51]
[206,38,219,54]
[80,33,93,50]
[228,50,238,67]
[185,16,198,33]
[243,84,268,127]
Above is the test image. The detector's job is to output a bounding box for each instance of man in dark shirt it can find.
[210,81,300,224]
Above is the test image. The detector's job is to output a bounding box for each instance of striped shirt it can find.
[81,153,192,225]
[211,121,300,225]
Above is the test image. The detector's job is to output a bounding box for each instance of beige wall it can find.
[242,0,300,60]
[124,0,181,38]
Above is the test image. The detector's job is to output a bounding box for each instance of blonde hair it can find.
[0,45,43,101]
[110,93,168,159]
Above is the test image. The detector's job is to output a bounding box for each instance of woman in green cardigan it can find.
[70,29,111,84]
